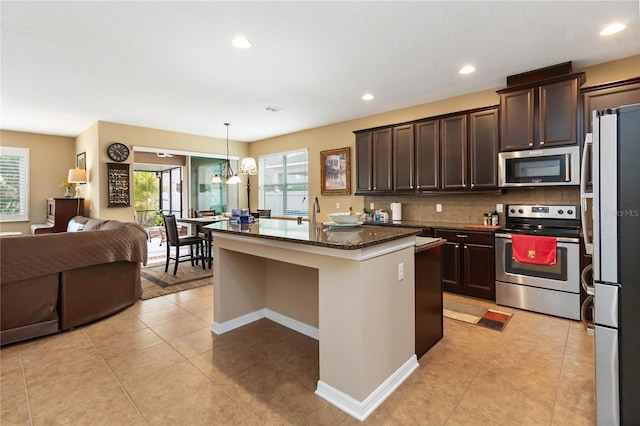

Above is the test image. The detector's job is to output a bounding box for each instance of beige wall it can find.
[0,130,76,234]
[247,55,640,223]
[2,55,638,229]
[91,121,250,221]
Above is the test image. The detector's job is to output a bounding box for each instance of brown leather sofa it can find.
[0,216,148,346]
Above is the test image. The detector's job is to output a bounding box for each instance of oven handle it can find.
[581,294,595,336]
[495,233,579,244]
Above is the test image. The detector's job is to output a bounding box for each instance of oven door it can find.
[495,233,580,293]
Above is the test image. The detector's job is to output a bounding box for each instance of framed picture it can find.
[320,147,351,195]
[76,152,86,170]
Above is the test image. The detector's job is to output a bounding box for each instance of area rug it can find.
[140,263,212,300]
[443,299,512,332]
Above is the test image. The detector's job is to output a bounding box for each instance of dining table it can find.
[176,216,228,269]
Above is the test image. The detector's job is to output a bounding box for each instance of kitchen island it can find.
[205,219,421,420]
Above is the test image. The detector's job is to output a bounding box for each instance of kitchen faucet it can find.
[311,196,320,231]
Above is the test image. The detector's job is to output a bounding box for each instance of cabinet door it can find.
[539,78,579,147]
[373,128,393,192]
[415,120,440,191]
[393,124,414,191]
[441,115,467,190]
[355,132,373,192]
[462,243,495,300]
[582,78,640,134]
[441,241,462,291]
[500,87,535,151]
[469,109,499,189]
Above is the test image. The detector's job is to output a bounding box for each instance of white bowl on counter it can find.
[328,212,363,224]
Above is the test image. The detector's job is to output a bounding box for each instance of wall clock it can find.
[107,142,130,162]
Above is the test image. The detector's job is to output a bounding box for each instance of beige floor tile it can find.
[27,363,123,416]
[555,370,596,412]
[0,387,30,425]
[445,406,500,425]
[82,309,149,337]
[135,303,195,327]
[551,402,597,426]
[125,296,175,314]
[145,386,252,425]
[121,360,211,419]
[91,327,164,360]
[146,312,210,341]
[168,326,214,358]
[458,370,555,425]
[106,341,186,381]
[31,385,145,426]
[0,348,25,397]
[193,307,213,323]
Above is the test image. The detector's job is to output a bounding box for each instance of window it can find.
[259,150,308,217]
[190,157,238,214]
[0,147,29,222]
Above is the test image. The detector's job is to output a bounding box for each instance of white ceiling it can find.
[1,1,639,142]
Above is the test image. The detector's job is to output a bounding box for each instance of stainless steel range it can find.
[495,204,581,320]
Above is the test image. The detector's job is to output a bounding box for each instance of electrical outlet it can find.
[336,202,340,209]
[398,263,404,281]
[496,204,503,213]
[436,203,442,212]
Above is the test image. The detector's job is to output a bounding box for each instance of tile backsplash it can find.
[365,187,579,225]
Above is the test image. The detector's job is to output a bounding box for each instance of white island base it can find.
[210,230,418,421]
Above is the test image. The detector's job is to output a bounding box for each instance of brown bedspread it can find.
[0,222,148,284]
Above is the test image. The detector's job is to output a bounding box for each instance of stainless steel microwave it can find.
[498,145,580,187]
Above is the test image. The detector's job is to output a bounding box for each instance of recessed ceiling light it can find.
[232,37,252,49]
[362,94,374,101]
[600,23,626,36]
[459,65,476,75]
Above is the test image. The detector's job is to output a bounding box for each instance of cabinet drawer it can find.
[433,229,494,245]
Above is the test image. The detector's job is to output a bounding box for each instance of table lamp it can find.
[68,168,87,198]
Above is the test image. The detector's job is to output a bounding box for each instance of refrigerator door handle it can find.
[580,134,593,255]
[581,264,594,295]
[580,294,594,335]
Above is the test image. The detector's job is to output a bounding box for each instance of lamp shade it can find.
[68,168,86,183]
[240,157,258,175]
[226,174,241,184]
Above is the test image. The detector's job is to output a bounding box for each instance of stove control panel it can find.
[506,204,579,220]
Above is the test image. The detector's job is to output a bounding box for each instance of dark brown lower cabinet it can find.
[415,244,443,359]
[434,229,495,300]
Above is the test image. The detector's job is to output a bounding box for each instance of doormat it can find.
[443,299,512,332]
[140,263,212,300]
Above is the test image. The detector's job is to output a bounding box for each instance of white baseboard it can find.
[315,355,419,421]
[264,308,319,340]
[211,308,319,340]
[211,309,265,335]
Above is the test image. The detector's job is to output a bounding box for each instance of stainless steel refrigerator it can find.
[582,103,640,425]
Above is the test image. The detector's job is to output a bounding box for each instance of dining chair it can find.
[162,214,206,275]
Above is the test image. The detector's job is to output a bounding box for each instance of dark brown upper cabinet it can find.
[498,74,584,151]
[441,114,468,190]
[393,124,415,191]
[355,131,373,192]
[469,108,499,189]
[354,106,499,195]
[415,120,440,191]
[355,128,393,193]
[581,77,640,135]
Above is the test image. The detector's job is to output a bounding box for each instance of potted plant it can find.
[59,177,73,198]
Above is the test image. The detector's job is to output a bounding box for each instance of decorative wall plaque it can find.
[107,162,131,207]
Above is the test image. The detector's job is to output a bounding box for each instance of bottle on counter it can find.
[374,210,380,222]
[483,213,489,226]
[381,210,389,222]
[491,212,499,226]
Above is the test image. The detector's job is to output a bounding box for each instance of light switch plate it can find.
[398,263,404,280]
[336,202,340,209]
[436,204,442,212]
[496,204,503,213]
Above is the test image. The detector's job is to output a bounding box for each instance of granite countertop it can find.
[205,218,420,250]
[364,219,500,232]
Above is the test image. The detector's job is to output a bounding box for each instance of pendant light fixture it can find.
[211,123,240,184]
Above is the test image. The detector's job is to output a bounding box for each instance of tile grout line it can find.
[83,328,151,425]
[18,349,35,426]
